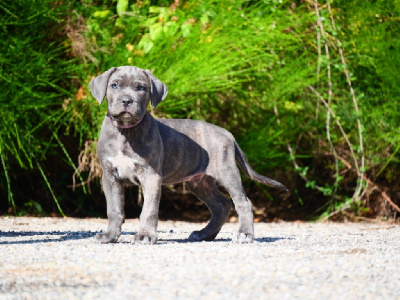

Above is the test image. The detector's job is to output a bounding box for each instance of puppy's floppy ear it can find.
[144,69,168,108]
[89,67,117,104]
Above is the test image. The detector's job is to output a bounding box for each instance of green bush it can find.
[0,0,82,215]
[1,0,399,220]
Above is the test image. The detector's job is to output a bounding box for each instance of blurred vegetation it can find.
[0,0,399,221]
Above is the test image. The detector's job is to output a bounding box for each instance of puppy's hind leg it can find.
[186,176,232,242]
[217,158,254,244]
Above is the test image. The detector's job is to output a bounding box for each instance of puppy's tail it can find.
[234,142,288,192]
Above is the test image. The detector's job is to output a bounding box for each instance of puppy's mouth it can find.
[109,112,142,128]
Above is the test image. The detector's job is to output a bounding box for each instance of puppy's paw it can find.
[133,233,157,245]
[188,230,217,242]
[95,231,119,244]
[232,232,254,244]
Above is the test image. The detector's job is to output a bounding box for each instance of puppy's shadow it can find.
[1,230,291,245]
[255,237,292,243]
[0,230,141,245]
[157,233,291,244]
[0,230,99,245]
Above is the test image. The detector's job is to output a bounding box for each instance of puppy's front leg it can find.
[96,172,125,243]
[133,174,162,245]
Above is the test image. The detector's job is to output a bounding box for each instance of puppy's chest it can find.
[106,150,145,184]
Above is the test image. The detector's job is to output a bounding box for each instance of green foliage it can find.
[1,0,399,220]
[337,0,400,156]
[0,0,82,215]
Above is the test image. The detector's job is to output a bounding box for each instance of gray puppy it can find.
[89,66,287,245]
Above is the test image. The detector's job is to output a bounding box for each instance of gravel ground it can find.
[0,217,399,300]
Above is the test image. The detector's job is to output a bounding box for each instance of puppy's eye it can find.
[137,85,146,91]
[111,83,118,89]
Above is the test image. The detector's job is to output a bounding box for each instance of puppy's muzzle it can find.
[108,112,143,128]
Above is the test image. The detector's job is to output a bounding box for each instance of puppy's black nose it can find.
[122,96,133,106]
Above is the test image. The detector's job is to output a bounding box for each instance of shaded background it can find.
[0,0,399,222]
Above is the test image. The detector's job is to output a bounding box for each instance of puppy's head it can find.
[89,66,168,128]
